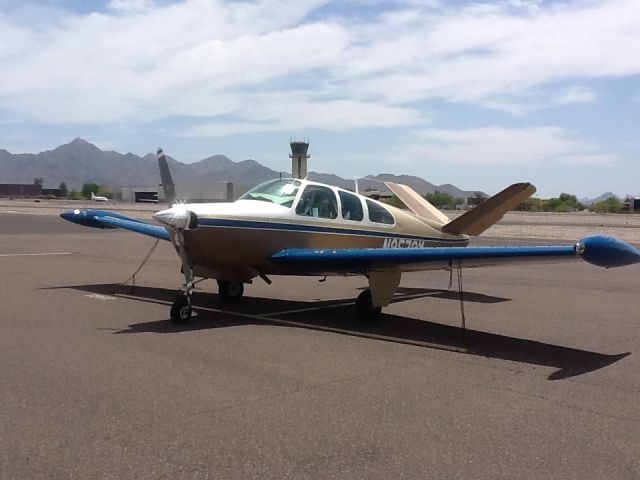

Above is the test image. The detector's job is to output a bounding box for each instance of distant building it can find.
[180,182,235,202]
[623,198,640,212]
[118,186,162,203]
[42,188,61,197]
[0,184,42,197]
[117,182,235,203]
[362,189,392,201]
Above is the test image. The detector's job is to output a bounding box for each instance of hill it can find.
[0,138,482,197]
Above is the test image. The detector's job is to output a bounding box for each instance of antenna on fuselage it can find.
[157,148,176,206]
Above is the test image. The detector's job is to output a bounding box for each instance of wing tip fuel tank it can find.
[576,235,640,268]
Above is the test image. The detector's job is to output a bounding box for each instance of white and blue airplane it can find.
[61,149,640,325]
[91,191,109,202]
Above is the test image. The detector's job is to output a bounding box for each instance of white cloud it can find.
[556,86,596,105]
[400,126,615,166]
[343,0,640,109]
[109,0,155,12]
[181,98,422,136]
[0,0,638,128]
[557,154,616,165]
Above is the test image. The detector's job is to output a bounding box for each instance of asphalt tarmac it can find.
[1,212,639,479]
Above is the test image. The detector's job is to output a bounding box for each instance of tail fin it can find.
[157,148,176,206]
[384,182,449,225]
[91,192,95,199]
[442,182,536,236]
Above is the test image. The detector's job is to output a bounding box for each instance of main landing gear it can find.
[217,280,244,301]
[355,290,382,322]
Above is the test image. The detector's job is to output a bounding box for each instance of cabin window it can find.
[296,185,338,219]
[366,199,394,224]
[239,179,301,207]
[339,191,364,221]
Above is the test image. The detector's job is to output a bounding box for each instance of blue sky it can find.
[0,0,639,197]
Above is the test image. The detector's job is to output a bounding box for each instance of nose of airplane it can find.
[153,207,198,230]
[152,207,182,228]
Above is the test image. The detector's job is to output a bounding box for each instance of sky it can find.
[0,0,639,198]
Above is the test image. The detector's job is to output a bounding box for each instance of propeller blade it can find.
[157,148,176,206]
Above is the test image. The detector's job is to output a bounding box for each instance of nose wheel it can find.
[170,296,192,325]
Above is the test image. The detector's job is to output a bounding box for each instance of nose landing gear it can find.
[170,228,195,325]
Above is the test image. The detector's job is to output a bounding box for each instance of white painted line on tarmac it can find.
[0,252,74,257]
[84,294,117,300]
[261,292,434,318]
[260,300,356,317]
[175,302,469,354]
[88,290,468,353]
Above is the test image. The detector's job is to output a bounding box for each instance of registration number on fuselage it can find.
[383,238,427,248]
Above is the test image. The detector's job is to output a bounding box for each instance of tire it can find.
[355,290,382,322]
[170,296,192,325]
[218,280,244,301]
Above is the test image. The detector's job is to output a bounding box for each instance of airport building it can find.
[117,182,236,203]
[0,183,42,197]
[118,186,163,203]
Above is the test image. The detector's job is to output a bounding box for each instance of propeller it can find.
[154,148,199,321]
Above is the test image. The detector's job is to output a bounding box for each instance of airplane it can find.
[61,148,640,325]
[91,191,109,202]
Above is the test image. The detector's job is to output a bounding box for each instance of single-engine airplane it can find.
[91,191,109,202]
[61,149,640,325]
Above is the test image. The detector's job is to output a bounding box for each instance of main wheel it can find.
[218,280,244,301]
[170,296,192,325]
[355,290,382,322]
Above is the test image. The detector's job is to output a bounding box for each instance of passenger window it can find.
[366,199,394,224]
[295,185,338,219]
[338,191,364,221]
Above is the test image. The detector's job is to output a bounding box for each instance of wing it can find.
[271,235,640,274]
[60,209,170,241]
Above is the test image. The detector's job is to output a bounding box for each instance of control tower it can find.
[290,140,309,179]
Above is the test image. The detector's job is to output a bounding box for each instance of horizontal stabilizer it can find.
[443,182,536,236]
[384,182,449,225]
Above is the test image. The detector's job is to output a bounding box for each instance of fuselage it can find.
[153,178,469,282]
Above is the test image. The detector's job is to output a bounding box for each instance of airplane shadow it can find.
[49,283,629,381]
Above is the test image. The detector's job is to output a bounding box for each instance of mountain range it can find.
[0,138,482,198]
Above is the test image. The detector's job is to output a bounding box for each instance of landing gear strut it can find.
[170,228,194,325]
[355,290,382,322]
[218,280,244,301]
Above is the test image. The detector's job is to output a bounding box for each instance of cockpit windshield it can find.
[239,179,301,208]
